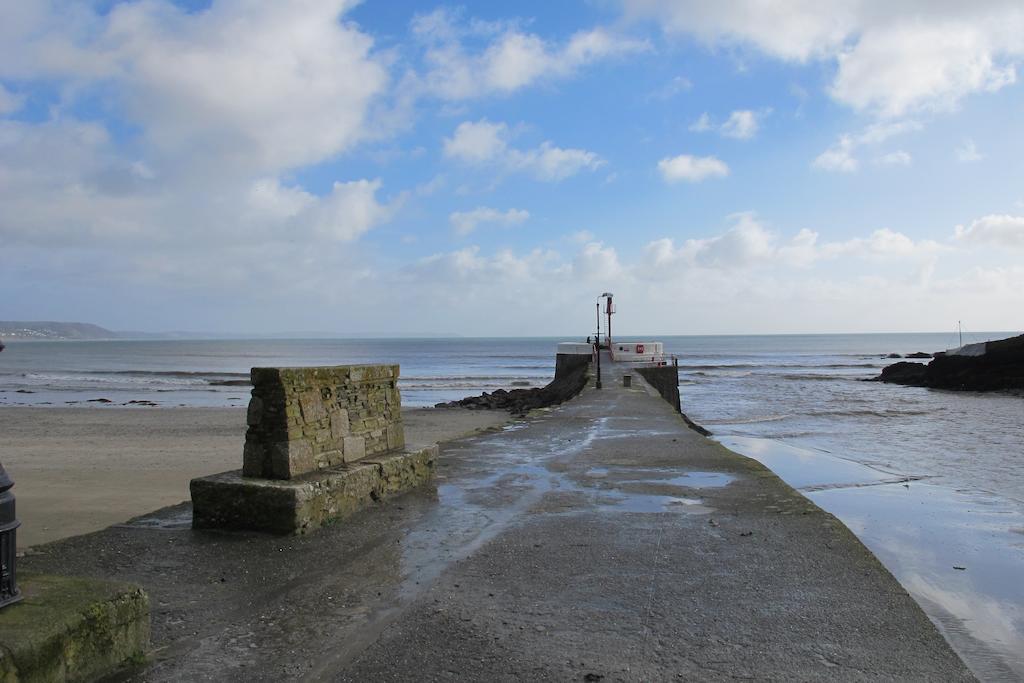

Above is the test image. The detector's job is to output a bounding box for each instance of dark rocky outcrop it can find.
[905,351,933,359]
[874,334,1024,391]
[876,361,928,385]
[436,361,590,416]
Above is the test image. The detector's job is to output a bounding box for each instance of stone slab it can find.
[0,574,149,682]
[191,445,438,535]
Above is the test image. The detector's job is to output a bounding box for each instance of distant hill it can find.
[0,322,464,341]
[0,321,121,340]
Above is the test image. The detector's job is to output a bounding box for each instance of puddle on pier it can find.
[580,467,731,514]
[721,434,1024,681]
[598,494,710,514]
[585,467,734,490]
[118,504,193,531]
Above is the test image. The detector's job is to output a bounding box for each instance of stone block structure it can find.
[636,365,681,412]
[241,365,404,479]
[192,365,436,535]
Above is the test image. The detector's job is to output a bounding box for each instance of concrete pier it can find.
[21,352,971,680]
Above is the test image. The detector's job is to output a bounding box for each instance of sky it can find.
[2,0,1023,337]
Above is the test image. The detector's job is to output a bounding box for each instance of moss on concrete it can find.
[0,574,149,682]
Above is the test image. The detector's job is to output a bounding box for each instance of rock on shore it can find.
[874,333,1024,391]
[435,362,589,416]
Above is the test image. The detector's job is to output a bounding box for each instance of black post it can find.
[0,462,21,609]
[594,302,602,389]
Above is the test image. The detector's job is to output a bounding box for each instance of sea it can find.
[2,332,1023,678]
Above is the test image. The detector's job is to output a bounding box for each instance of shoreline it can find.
[3,405,514,550]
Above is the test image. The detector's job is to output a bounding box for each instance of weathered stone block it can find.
[386,423,405,450]
[298,390,327,423]
[0,574,149,682]
[342,435,366,463]
[242,364,406,480]
[269,441,314,480]
[191,445,438,535]
[241,441,266,477]
[330,409,350,439]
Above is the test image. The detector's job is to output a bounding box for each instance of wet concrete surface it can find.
[721,436,1024,680]
[22,355,973,680]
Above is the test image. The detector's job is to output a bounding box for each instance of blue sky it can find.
[2,1,1023,336]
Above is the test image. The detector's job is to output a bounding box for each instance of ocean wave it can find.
[680,362,879,370]
[808,408,933,418]
[402,382,543,391]
[773,373,861,381]
[684,370,753,378]
[703,414,794,425]
[11,373,221,387]
[402,375,549,382]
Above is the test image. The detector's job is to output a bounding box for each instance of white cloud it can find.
[7,203,1020,334]
[690,109,768,139]
[954,215,1024,247]
[0,0,396,252]
[524,143,603,181]
[956,139,984,162]
[830,20,1018,118]
[443,119,603,181]
[449,206,529,235]
[0,83,24,114]
[813,136,858,172]
[625,2,1024,117]
[721,110,761,139]
[442,120,509,163]
[687,212,776,267]
[101,0,386,173]
[875,150,912,166]
[574,241,624,280]
[643,214,943,273]
[658,154,729,183]
[689,113,713,133]
[411,9,648,100]
[824,228,942,260]
[0,118,396,247]
[9,0,387,176]
[814,120,922,172]
[858,119,923,144]
[649,75,692,100]
[306,180,394,242]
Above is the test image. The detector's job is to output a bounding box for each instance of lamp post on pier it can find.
[594,297,603,389]
[0,462,21,609]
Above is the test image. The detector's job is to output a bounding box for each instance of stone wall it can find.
[241,365,404,480]
[636,365,681,413]
[554,352,592,381]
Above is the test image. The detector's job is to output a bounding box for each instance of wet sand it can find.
[1,406,512,549]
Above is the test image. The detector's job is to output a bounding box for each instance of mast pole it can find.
[606,294,612,348]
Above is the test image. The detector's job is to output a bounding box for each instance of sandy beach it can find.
[2,406,513,549]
